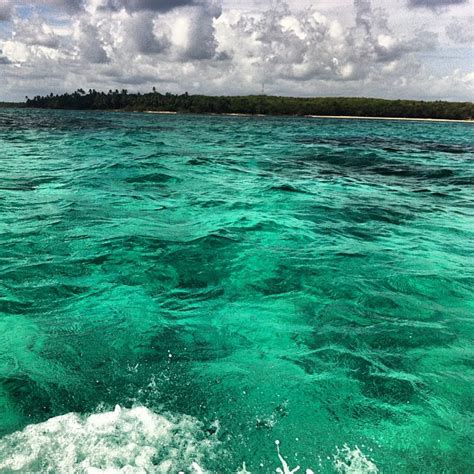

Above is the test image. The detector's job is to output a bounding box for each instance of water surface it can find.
[0,109,473,472]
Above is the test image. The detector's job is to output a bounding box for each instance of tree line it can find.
[0,102,25,108]
[24,88,473,120]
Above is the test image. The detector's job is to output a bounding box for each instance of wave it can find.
[0,405,379,473]
[0,405,218,473]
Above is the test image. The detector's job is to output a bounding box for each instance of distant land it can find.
[0,102,25,108]
[5,89,474,120]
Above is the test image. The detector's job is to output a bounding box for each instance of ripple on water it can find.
[0,109,473,472]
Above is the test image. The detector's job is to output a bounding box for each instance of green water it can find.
[0,109,473,473]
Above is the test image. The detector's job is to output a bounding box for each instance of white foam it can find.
[274,440,377,474]
[0,406,379,474]
[333,445,378,474]
[274,440,317,474]
[275,439,301,474]
[0,405,217,473]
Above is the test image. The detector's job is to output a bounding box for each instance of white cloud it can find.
[446,16,474,43]
[122,12,170,54]
[0,48,11,63]
[74,18,109,63]
[0,0,472,101]
[12,14,61,48]
[6,0,86,13]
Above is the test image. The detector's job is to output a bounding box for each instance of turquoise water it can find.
[0,109,473,473]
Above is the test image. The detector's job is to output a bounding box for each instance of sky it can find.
[0,0,473,101]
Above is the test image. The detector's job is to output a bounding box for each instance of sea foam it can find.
[0,405,217,473]
[333,445,378,473]
[0,405,379,473]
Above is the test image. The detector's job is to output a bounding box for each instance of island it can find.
[17,89,474,121]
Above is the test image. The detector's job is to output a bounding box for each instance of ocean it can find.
[0,108,473,472]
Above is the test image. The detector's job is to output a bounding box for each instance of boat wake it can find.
[0,405,378,473]
[0,405,217,473]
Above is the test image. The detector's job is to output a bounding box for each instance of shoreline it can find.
[305,114,473,123]
[144,110,177,114]
[142,110,472,123]
[4,106,471,122]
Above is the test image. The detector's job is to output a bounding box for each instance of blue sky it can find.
[0,0,472,101]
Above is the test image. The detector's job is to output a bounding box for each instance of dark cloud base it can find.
[100,0,201,13]
[408,0,468,8]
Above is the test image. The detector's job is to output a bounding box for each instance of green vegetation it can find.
[24,89,473,120]
[0,102,24,108]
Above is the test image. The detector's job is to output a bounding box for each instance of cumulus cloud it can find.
[12,15,61,48]
[213,0,438,86]
[92,0,222,59]
[6,0,86,13]
[75,19,109,63]
[44,0,85,11]
[174,2,221,59]
[0,0,472,101]
[446,17,474,43]
[123,13,170,54]
[0,49,11,63]
[354,0,373,32]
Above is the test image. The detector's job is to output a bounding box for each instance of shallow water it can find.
[0,109,473,473]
